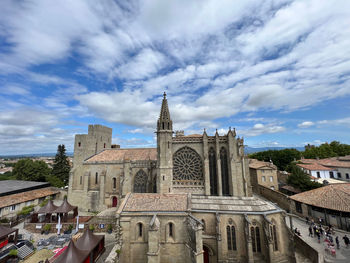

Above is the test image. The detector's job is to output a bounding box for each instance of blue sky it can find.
[0,0,350,155]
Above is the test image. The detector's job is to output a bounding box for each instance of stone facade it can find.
[249,159,279,192]
[68,93,295,262]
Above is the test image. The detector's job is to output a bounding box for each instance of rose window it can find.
[173,146,203,180]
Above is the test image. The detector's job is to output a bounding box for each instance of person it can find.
[316,230,320,243]
[343,235,349,248]
[308,225,313,237]
[336,236,340,249]
[294,228,301,236]
[313,225,317,237]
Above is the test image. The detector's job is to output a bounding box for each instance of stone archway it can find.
[112,196,118,207]
[203,245,210,263]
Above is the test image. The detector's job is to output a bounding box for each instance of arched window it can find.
[209,147,218,195]
[137,223,143,237]
[270,224,278,251]
[80,176,82,185]
[113,178,117,189]
[95,172,98,184]
[169,222,174,237]
[226,219,236,251]
[134,170,148,193]
[220,147,230,195]
[173,146,203,181]
[251,226,261,252]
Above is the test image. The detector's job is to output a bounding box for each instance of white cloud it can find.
[239,123,286,137]
[298,121,314,128]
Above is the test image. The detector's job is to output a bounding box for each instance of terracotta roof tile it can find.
[297,163,333,171]
[85,148,157,163]
[249,159,277,170]
[290,183,350,212]
[0,187,60,208]
[122,193,188,212]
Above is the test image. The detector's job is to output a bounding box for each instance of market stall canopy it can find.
[53,240,89,263]
[53,199,77,214]
[0,225,17,240]
[38,200,58,214]
[75,229,104,251]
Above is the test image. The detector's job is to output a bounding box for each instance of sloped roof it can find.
[297,163,333,171]
[75,229,104,251]
[54,199,77,213]
[121,193,188,212]
[318,158,350,168]
[53,240,89,263]
[290,183,350,212]
[0,187,59,209]
[84,148,156,163]
[38,200,58,214]
[249,159,277,170]
[0,225,17,240]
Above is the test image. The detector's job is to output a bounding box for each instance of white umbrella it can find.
[75,215,79,233]
[57,215,61,235]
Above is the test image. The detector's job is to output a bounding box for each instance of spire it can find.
[157,92,172,131]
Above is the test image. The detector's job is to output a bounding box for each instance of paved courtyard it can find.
[286,215,350,263]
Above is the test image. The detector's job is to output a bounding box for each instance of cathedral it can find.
[68,93,295,263]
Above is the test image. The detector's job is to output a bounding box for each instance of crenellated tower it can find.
[156,92,173,193]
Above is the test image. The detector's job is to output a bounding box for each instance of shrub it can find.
[89,225,95,231]
[107,224,113,231]
[68,224,73,231]
[43,224,52,232]
[9,249,18,256]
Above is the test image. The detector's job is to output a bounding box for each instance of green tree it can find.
[52,144,70,185]
[287,164,322,191]
[13,159,51,181]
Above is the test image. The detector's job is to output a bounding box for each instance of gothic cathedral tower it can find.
[157,92,173,193]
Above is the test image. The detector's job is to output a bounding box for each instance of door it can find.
[112,196,118,207]
[203,245,209,263]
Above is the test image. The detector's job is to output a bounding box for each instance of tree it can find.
[52,144,70,185]
[12,159,51,181]
[287,164,322,192]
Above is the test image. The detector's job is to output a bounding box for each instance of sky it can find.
[0,0,350,155]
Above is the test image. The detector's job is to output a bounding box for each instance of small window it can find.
[262,176,266,182]
[227,221,237,251]
[295,201,302,213]
[80,176,82,185]
[169,223,174,237]
[337,172,341,178]
[163,176,165,181]
[270,224,278,251]
[269,176,273,182]
[167,122,170,129]
[330,172,334,178]
[104,143,106,148]
[113,178,117,189]
[78,142,81,147]
[261,170,265,173]
[11,205,16,211]
[162,122,165,129]
[138,223,143,237]
[317,171,320,178]
[346,173,349,179]
[251,226,261,252]
[95,172,98,184]
[201,219,205,232]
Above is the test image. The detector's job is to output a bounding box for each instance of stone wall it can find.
[257,185,291,212]
[294,234,323,263]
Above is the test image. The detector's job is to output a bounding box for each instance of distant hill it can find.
[0,152,74,158]
[0,147,304,158]
[245,146,304,154]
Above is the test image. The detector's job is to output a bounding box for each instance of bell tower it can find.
[157,92,173,193]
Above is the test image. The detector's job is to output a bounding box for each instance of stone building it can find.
[69,93,295,262]
[249,160,279,192]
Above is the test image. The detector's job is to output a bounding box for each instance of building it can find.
[297,157,350,181]
[290,183,350,231]
[69,93,295,263]
[0,180,59,220]
[249,159,279,192]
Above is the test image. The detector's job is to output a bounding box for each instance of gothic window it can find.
[270,224,278,251]
[113,178,117,189]
[251,226,261,253]
[173,146,203,181]
[95,172,98,184]
[134,170,148,193]
[220,147,230,195]
[226,218,236,251]
[80,176,82,185]
[209,147,218,195]
[201,219,206,232]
